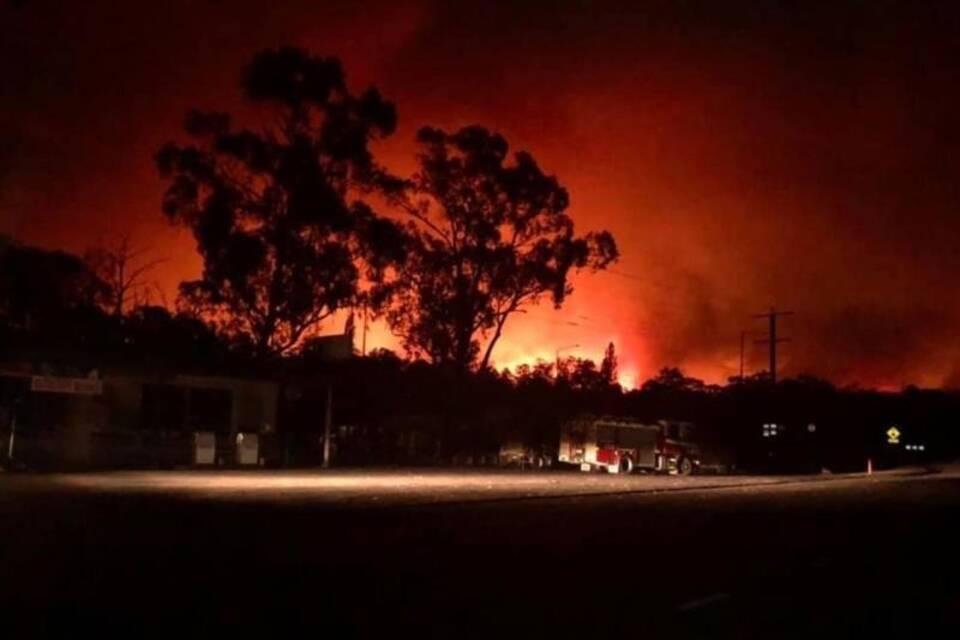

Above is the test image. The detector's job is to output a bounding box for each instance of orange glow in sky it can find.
[5,2,960,388]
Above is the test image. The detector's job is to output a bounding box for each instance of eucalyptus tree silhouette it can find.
[156,47,400,358]
[383,126,618,370]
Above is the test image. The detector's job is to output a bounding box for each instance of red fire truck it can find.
[558,416,701,474]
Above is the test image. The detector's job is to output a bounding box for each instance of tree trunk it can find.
[480,315,508,371]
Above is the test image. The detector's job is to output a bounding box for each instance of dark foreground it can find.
[2,468,959,637]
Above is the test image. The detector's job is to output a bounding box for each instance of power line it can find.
[604,268,647,281]
[599,268,678,294]
[514,308,596,327]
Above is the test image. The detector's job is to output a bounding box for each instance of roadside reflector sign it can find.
[886,426,901,445]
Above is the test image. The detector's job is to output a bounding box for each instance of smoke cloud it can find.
[3,1,959,387]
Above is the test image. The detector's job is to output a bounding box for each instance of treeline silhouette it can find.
[295,354,960,471]
[2,237,957,471]
[3,47,959,471]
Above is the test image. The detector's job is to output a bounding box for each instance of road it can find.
[2,467,959,637]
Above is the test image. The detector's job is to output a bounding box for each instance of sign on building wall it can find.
[30,376,103,395]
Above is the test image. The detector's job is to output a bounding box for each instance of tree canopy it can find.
[156,47,400,358]
[382,125,618,370]
[84,233,164,317]
[0,239,108,338]
[600,341,618,388]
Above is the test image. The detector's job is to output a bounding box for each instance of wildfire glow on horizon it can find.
[4,1,960,389]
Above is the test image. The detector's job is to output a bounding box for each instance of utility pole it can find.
[754,307,794,384]
[5,395,21,466]
[322,384,333,468]
[7,413,15,461]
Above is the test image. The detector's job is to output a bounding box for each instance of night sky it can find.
[2,0,959,388]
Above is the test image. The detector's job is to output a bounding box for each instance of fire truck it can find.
[558,416,701,474]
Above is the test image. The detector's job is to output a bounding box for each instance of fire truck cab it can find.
[558,416,701,474]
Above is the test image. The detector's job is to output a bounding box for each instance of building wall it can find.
[103,376,145,431]
[1,366,279,468]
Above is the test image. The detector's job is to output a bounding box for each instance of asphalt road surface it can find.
[2,467,959,637]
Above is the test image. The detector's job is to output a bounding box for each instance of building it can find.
[0,360,278,469]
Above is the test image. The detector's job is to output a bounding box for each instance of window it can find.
[141,384,187,431]
[188,387,232,435]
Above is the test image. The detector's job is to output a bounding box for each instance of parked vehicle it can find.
[498,441,553,469]
[558,416,701,474]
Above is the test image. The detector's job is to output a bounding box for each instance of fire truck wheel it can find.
[619,456,634,474]
[678,456,694,475]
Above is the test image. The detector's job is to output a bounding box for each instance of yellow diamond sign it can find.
[887,426,901,445]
